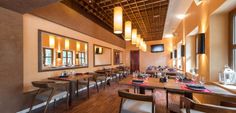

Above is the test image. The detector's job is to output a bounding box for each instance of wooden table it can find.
[48,74,93,106]
[119,76,236,108]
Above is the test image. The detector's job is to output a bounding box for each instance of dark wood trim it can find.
[229,8,236,68]
[113,49,124,65]
[93,44,112,67]
[38,29,89,72]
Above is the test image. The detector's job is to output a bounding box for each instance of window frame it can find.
[62,50,73,66]
[78,52,86,66]
[43,48,53,66]
[229,9,236,70]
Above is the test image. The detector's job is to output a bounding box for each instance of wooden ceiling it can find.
[62,0,169,41]
[0,0,60,13]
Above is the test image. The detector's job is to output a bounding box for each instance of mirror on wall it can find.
[38,30,88,72]
[94,44,112,66]
[113,49,123,65]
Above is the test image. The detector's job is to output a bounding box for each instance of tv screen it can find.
[151,44,164,53]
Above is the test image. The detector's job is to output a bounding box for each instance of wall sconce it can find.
[65,39,70,50]
[174,49,177,58]
[196,33,205,54]
[49,35,55,48]
[57,52,61,58]
[181,45,185,57]
[76,53,79,59]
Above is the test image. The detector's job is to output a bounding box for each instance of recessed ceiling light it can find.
[164,34,174,38]
[176,14,186,19]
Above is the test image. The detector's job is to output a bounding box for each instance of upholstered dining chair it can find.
[75,73,99,98]
[29,81,69,113]
[180,96,236,113]
[94,73,108,89]
[118,89,155,113]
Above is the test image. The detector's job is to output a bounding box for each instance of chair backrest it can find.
[220,101,236,108]
[75,73,83,75]
[32,81,55,89]
[118,89,153,102]
[180,97,236,113]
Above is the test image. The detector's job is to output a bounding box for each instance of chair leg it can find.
[87,80,90,98]
[66,92,69,110]
[152,102,155,113]
[28,89,41,113]
[166,90,168,109]
[119,98,123,113]
[53,99,56,109]
[76,80,79,97]
[44,89,54,113]
[96,81,99,92]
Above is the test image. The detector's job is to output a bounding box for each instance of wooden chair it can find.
[29,81,69,113]
[94,73,108,89]
[220,101,236,107]
[75,73,99,98]
[180,96,236,113]
[118,89,155,113]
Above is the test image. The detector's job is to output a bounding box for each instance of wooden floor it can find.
[33,81,181,113]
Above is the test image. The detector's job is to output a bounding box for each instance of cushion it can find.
[121,99,152,113]
[180,108,205,113]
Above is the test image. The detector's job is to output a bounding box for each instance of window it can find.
[78,52,86,66]
[177,41,182,70]
[63,50,73,66]
[43,48,53,66]
[230,10,236,71]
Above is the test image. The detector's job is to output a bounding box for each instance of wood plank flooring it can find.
[33,81,181,113]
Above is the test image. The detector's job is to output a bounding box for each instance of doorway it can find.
[130,50,140,73]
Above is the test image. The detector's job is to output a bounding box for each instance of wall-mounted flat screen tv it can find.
[151,44,164,53]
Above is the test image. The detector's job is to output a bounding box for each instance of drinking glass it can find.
[192,74,197,82]
[199,76,206,85]
[175,75,180,83]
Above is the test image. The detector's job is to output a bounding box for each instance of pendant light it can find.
[65,39,70,50]
[125,21,132,41]
[131,29,137,45]
[113,6,123,34]
[139,38,143,49]
[136,34,141,47]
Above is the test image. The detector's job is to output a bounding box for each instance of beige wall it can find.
[23,14,125,89]
[0,7,24,113]
[173,0,236,104]
[173,0,225,82]
[209,13,229,81]
[125,38,173,72]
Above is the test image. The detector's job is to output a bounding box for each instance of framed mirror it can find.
[113,49,123,65]
[93,44,112,67]
[38,30,88,72]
